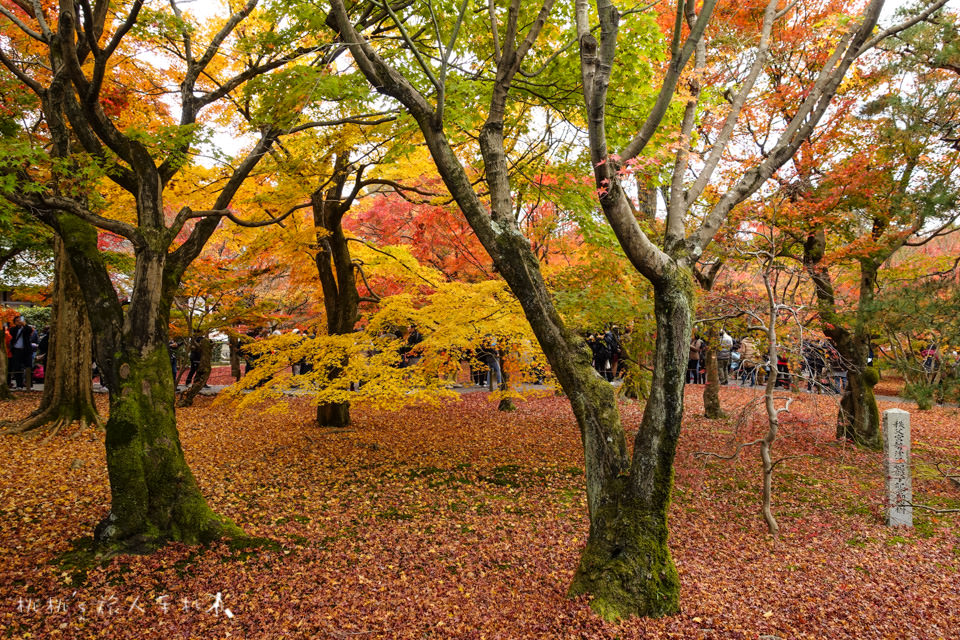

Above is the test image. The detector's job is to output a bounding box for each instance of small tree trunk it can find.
[315,356,349,428]
[703,346,724,418]
[497,352,516,412]
[837,363,881,448]
[0,344,11,401]
[5,236,100,435]
[177,337,212,408]
[702,326,724,419]
[97,345,241,551]
[229,335,241,381]
[760,271,780,539]
[317,398,350,428]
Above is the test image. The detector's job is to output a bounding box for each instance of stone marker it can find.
[883,408,912,527]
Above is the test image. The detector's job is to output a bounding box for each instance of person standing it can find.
[717,330,733,385]
[8,316,35,389]
[688,334,704,384]
[184,337,203,385]
[739,335,757,386]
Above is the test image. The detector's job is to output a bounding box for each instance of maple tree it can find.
[326,0,949,619]
[0,0,337,552]
[784,21,960,446]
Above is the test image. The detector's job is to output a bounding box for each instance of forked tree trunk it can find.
[4,236,100,435]
[328,2,696,617]
[56,217,241,552]
[569,273,691,619]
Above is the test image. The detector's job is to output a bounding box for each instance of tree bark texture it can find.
[4,236,100,435]
[96,345,240,551]
[569,274,692,618]
[803,231,881,448]
[312,155,361,428]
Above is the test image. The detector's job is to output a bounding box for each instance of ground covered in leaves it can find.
[1,387,958,639]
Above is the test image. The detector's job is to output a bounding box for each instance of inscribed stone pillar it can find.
[883,408,912,527]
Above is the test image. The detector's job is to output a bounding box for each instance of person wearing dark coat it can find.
[8,316,35,389]
[184,337,203,385]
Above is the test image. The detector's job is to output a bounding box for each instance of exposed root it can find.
[3,406,102,438]
[40,418,67,443]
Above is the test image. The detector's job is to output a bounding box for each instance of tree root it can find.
[2,405,104,438]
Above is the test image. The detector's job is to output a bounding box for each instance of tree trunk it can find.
[312,154,363,429]
[804,231,881,449]
[317,397,350,428]
[229,335,242,382]
[4,236,100,435]
[52,217,242,552]
[96,345,240,551]
[177,336,212,408]
[836,351,881,448]
[569,272,691,619]
[702,326,724,419]
[497,351,516,412]
[0,340,11,401]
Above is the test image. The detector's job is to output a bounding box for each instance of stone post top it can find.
[884,408,910,417]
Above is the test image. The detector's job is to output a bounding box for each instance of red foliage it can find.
[347,189,493,282]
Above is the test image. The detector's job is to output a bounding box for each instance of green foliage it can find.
[13,305,50,329]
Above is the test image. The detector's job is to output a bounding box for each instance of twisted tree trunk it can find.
[570,273,692,618]
[804,230,881,449]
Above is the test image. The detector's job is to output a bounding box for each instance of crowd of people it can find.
[686,331,858,393]
[3,315,46,390]
[7,306,957,401]
[585,326,625,382]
